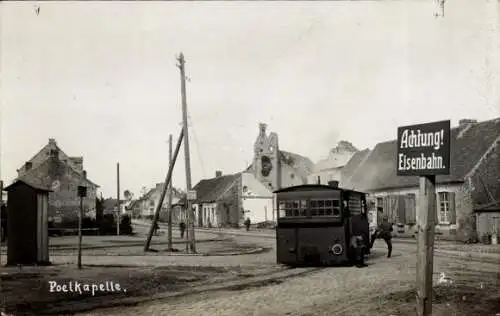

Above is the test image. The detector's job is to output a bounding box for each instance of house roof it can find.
[193,173,241,203]
[474,201,500,212]
[348,118,500,192]
[16,155,99,188]
[279,150,314,176]
[341,149,371,188]
[3,179,52,192]
[17,139,98,187]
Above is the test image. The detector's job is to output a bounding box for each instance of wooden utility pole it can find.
[116,162,120,236]
[0,180,3,266]
[416,175,436,316]
[144,129,184,251]
[177,52,196,253]
[167,134,174,250]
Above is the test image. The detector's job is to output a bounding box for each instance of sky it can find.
[1,0,499,198]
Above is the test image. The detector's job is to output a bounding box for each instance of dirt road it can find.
[75,232,499,316]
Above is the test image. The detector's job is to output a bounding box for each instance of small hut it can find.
[3,179,51,266]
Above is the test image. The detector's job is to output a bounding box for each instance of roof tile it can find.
[348,118,500,191]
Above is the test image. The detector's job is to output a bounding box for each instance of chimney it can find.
[458,119,477,128]
[328,180,339,188]
[83,170,87,179]
[215,171,222,178]
[25,161,33,171]
[49,138,56,146]
[156,183,163,189]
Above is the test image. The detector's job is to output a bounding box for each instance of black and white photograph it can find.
[0,1,499,315]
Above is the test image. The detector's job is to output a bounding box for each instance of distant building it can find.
[135,183,184,222]
[13,138,99,225]
[247,123,314,191]
[308,141,360,185]
[343,118,500,242]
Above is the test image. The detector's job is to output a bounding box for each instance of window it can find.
[242,186,248,193]
[310,199,341,217]
[278,200,307,217]
[149,200,155,207]
[438,192,450,224]
[376,197,384,212]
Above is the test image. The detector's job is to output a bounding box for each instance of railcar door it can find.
[275,198,307,265]
[346,191,370,250]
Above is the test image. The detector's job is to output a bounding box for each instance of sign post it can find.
[77,185,87,270]
[397,120,450,316]
[186,190,197,252]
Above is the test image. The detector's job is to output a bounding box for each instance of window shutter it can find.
[435,192,441,224]
[383,196,389,218]
[405,194,416,224]
[398,195,406,224]
[448,192,456,224]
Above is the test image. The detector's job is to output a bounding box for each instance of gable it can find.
[349,118,500,192]
[241,172,273,197]
[17,155,99,189]
[17,140,88,180]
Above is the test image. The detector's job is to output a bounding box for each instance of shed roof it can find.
[348,118,500,192]
[3,179,52,192]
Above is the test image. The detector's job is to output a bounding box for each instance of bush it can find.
[98,214,134,235]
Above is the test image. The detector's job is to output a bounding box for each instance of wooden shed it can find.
[3,179,51,266]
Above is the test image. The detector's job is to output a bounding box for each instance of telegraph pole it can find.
[177,52,196,253]
[167,134,174,250]
[116,162,120,236]
[0,180,3,266]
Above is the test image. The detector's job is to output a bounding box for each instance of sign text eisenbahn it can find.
[396,120,450,176]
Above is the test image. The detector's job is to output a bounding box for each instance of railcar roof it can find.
[273,184,366,195]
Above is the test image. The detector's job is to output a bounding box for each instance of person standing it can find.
[179,221,186,239]
[370,215,393,258]
[244,218,251,231]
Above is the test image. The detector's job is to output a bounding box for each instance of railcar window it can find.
[278,200,307,217]
[310,199,341,217]
[348,197,362,215]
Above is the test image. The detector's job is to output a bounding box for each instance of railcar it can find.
[275,181,370,266]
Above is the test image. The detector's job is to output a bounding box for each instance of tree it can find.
[124,190,133,201]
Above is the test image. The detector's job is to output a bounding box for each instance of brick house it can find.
[342,118,500,242]
[14,138,99,226]
[193,171,241,228]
